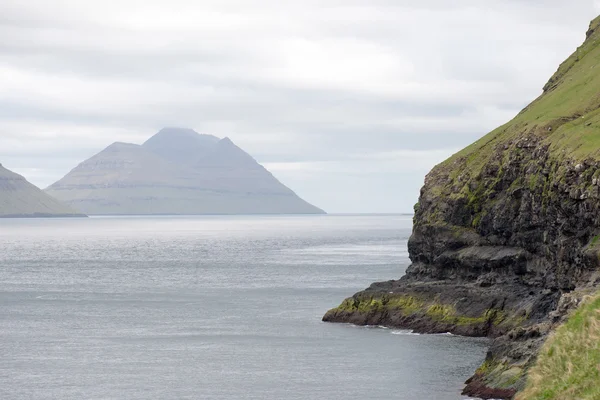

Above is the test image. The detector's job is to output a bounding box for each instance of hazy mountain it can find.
[0,163,85,217]
[45,128,324,215]
[142,127,220,165]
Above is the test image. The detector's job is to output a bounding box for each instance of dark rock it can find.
[323,16,600,399]
[323,135,600,398]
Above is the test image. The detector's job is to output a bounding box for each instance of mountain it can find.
[323,15,600,399]
[142,127,220,165]
[0,163,85,218]
[45,129,324,215]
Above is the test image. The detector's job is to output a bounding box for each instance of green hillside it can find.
[441,16,600,182]
[517,293,600,400]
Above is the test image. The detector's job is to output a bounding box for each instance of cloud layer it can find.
[1,1,599,212]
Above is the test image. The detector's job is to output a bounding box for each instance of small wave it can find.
[362,324,391,330]
[391,329,420,336]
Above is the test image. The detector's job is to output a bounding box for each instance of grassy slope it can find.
[423,15,600,397]
[517,294,600,400]
[439,16,600,179]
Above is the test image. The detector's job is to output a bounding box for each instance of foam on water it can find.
[391,330,421,336]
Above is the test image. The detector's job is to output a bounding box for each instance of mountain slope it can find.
[45,129,324,215]
[323,15,600,400]
[0,163,85,217]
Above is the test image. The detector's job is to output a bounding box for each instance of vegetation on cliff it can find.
[517,293,600,400]
[446,15,600,176]
[324,15,600,400]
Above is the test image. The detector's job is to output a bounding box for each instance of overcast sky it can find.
[1,1,599,213]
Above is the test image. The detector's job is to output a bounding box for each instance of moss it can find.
[426,303,454,319]
[472,357,526,393]
[413,202,420,213]
[475,358,497,375]
[529,174,540,191]
[331,295,426,316]
[472,213,483,228]
[497,367,525,389]
[330,294,512,329]
[450,225,475,237]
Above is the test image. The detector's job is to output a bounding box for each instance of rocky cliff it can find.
[0,163,85,218]
[323,16,600,399]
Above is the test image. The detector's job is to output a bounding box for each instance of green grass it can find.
[517,294,600,400]
[328,293,513,328]
[434,16,600,187]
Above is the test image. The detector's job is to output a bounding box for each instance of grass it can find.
[517,294,600,400]
[433,16,600,190]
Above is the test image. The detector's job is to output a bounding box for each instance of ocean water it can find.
[0,215,488,399]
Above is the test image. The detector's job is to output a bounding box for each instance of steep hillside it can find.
[323,16,600,399]
[46,129,324,215]
[517,292,600,400]
[0,164,85,218]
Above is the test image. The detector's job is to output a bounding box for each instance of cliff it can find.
[45,128,325,215]
[0,163,86,218]
[323,15,600,399]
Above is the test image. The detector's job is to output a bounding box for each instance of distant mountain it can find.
[0,163,86,218]
[45,128,325,215]
[142,127,220,165]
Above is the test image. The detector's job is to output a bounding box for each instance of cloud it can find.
[0,0,598,212]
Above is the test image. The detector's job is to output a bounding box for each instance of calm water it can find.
[0,215,487,399]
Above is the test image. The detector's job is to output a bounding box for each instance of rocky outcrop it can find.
[323,15,600,399]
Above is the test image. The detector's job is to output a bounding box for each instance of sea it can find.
[0,215,488,399]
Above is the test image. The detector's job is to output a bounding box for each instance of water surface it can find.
[0,215,487,399]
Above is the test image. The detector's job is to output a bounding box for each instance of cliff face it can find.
[323,16,600,399]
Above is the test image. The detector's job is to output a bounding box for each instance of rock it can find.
[323,15,600,400]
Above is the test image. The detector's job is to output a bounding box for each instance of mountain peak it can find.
[142,127,220,165]
[149,127,219,142]
[155,127,201,137]
[195,136,257,168]
[106,142,139,150]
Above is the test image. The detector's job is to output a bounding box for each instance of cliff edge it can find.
[323,16,600,399]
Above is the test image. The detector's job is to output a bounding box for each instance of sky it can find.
[1,1,600,213]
